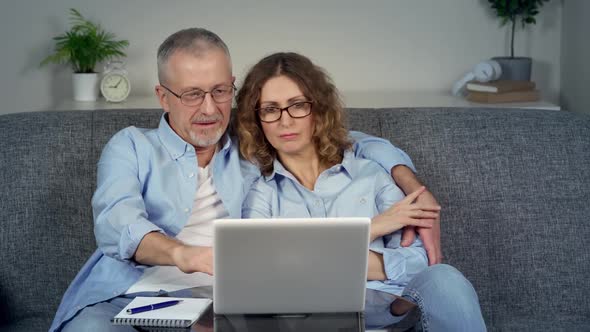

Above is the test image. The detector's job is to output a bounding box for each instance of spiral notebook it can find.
[112,297,212,328]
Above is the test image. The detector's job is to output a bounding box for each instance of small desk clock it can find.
[100,61,131,102]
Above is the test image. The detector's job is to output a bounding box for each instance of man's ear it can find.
[155,86,170,113]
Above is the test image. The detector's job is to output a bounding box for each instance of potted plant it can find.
[41,9,129,101]
[487,0,550,81]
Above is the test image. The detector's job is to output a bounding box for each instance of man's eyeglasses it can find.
[160,83,235,107]
[256,101,313,123]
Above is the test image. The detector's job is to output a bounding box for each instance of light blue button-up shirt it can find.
[50,114,415,331]
[242,151,427,296]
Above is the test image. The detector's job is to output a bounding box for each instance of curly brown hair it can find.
[237,52,351,176]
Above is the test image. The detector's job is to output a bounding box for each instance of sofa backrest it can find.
[0,108,589,330]
[350,108,590,328]
[0,109,161,329]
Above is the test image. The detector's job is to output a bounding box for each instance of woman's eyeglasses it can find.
[256,101,313,123]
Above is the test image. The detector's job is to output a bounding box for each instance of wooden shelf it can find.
[54,91,560,111]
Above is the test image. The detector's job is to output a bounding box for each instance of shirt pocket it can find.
[331,195,375,218]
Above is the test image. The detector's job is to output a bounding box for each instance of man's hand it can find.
[134,232,214,275]
[391,165,443,265]
[400,189,442,265]
[172,245,214,275]
[371,186,439,242]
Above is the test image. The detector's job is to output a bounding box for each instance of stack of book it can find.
[466,80,539,103]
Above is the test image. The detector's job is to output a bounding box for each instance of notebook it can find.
[112,297,212,328]
[214,217,370,314]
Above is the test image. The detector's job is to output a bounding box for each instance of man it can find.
[51,28,481,332]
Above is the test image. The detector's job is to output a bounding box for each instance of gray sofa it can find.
[1,108,589,331]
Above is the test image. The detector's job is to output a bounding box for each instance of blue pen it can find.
[126,300,183,314]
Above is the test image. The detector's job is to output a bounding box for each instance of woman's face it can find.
[259,75,315,158]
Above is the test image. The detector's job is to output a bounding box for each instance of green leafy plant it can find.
[40,8,129,73]
[487,0,550,58]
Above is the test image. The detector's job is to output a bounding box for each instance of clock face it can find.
[100,73,131,102]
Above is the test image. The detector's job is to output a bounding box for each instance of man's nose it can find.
[199,93,216,115]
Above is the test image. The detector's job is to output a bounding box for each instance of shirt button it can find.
[360,198,367,204]
[315,200,321,206]
[184,208,190,213]
[188,172,195,178]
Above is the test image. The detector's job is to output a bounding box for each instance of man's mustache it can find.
[191,115,222,124]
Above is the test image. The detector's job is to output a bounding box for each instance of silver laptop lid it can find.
[213,218,370,314]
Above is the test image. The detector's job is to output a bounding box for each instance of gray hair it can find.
[157,28,231,84]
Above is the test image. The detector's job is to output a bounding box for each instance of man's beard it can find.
[189,126,224,147]
[188,113,225,147]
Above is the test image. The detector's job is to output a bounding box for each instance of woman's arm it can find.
[349,130,443,265]
[368,171,433,282]
[370,186,438,242]
[367,250,387,280]
[369,235,428,284]
[241,177,274,218]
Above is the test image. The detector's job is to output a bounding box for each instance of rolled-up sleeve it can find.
[370,236,428,285]
[92,130,164,266]
[349,130,416,173]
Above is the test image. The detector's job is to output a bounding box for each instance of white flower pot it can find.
[72,73,99,101]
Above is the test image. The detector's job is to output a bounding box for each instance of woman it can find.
[236,52,486,331]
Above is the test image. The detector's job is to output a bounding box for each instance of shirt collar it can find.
[339,150,358,178]
[157,113,232,160]
[265,149,357,181]
[263,158,286,182]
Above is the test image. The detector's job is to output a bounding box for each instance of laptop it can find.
[213,217,370,314]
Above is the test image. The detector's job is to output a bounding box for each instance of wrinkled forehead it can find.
[159,44,232,84]
[161,48,232,87]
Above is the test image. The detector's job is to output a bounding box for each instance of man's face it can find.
[156,49,234,148]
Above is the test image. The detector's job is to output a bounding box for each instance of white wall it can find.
[0,0,562,115]
[561,0,590,114]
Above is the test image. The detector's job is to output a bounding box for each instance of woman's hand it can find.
[370,186,441,241]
